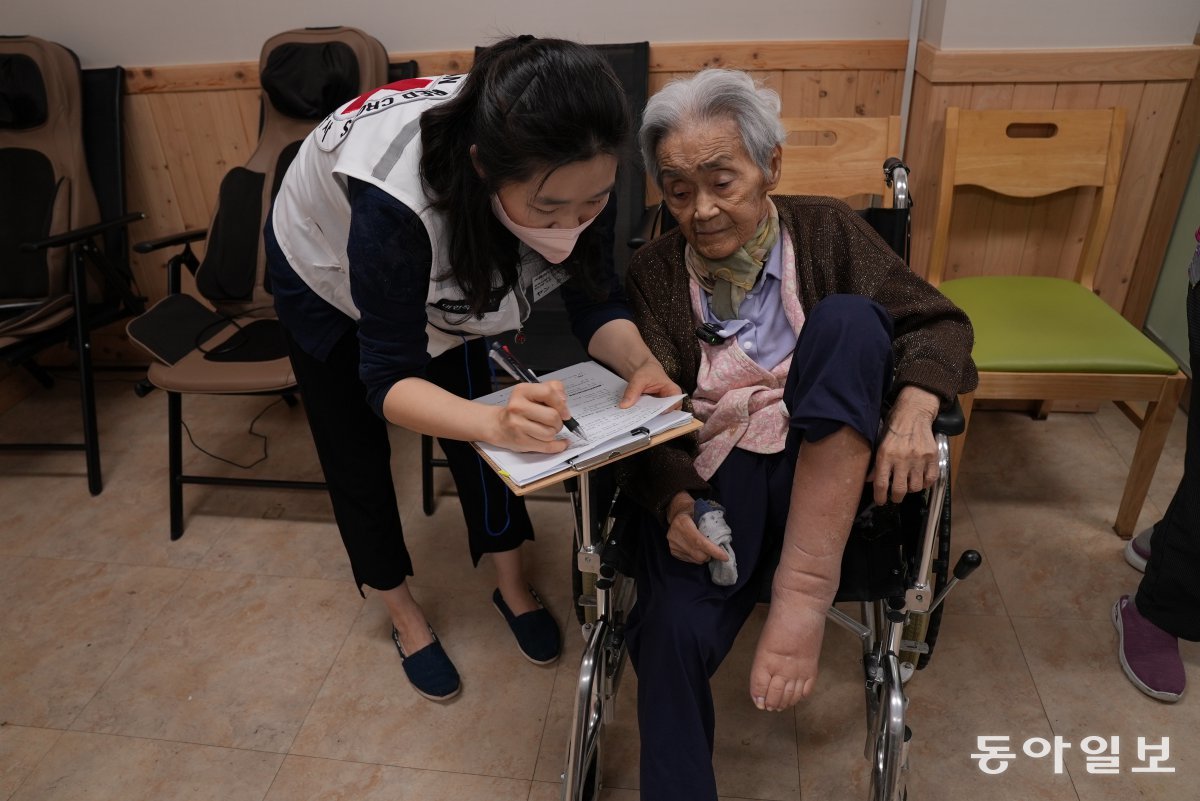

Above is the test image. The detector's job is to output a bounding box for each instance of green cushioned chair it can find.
[928,107,1186,538]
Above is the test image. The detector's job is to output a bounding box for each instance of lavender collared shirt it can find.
[700,236,798,369]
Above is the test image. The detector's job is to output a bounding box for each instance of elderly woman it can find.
[620,69,977,800]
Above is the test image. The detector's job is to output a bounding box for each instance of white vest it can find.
[272,74,555,358]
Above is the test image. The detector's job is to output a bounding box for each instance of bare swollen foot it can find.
[749,584,828,711]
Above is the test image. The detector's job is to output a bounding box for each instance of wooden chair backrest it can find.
[927,107,1125,289]
[774,116,901,205]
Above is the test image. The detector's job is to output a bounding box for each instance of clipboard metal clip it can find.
[568,427,651,472]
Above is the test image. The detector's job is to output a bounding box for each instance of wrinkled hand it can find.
[665,492,728,564]
[490,381,572,454]
[619,357,682,409]
[869,386,941,504]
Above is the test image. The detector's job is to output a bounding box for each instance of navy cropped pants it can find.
[284,328,534,594]
[1136,279,1200,640]
[626,295,894,801]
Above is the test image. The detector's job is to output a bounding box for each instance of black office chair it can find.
[125,26,393,539]
[420,41,651,515]
[0,35,145,494]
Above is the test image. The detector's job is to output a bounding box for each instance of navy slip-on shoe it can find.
[392,625,461,702]
[492,587,561,665]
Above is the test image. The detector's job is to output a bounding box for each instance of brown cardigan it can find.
[622,194,978,519]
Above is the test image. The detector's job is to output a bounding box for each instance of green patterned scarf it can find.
[684,199,780,320]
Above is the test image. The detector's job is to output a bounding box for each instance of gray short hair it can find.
[639,68,786,186]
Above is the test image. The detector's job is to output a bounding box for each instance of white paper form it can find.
[473,361,686,485]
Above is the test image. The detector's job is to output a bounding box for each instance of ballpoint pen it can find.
[488,342,588,440]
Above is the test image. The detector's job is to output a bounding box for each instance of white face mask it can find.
[490,194,606,264]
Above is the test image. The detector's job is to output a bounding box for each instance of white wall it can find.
[923,0,1200,49]
[7,0,1198,69]
[3,0,911,67]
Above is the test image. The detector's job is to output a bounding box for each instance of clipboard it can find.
[474,417,702,496]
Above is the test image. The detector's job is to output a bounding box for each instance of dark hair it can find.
[420,36,630,316]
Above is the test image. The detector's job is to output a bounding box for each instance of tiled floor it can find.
[1,376,1197,801]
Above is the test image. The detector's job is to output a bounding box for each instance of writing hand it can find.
[489,381,573,454]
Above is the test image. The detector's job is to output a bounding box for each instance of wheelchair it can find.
[559,159,983,801]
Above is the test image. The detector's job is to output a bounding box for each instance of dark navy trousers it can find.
[626,295,894,801]
[1137,279,1200,640]
[284,327,534,594]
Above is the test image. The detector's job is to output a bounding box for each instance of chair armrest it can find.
[134,228,208,254]
[20,212,146,252]
[932,398,965,437]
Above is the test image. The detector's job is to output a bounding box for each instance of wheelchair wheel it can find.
[563,621,608,801]
[867,653,908,801]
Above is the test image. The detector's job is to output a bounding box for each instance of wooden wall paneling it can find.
[780,71,823,143]
[126,62,259,94]
[855,70,899,118]
[817,70,860,118]
[124,93,187,302]
[171,96,223,215]
[146,94,215,234]
[1125,37,1200,327]
[914,41,1199,84]
[646,40,907,73]
[902,74,935,272]
[647,71,672,96]
[780,70,823,115]
[756,69,784,97]
[1093,81,1189,308]
[182,93,255,207]
[1096,82,1147,166]
[906,77,974,278]
[234,89,262,148]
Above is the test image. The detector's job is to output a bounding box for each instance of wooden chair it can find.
[927,107,1186,538]
[774,116,903,204]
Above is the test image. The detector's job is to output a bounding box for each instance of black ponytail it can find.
[419,36,630,317]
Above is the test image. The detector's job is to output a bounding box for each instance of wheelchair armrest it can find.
[627,204,661,250]
[20,212,146,252]
[134,228,208,254]
[932,398,965,437]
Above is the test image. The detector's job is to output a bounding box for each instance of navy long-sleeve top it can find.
[267,178,632,418]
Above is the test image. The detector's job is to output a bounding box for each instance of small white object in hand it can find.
[693,499,737,586]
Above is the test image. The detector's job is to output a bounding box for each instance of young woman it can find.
[266,36,677,701]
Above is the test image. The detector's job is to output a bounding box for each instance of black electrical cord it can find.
[180,397,283,470]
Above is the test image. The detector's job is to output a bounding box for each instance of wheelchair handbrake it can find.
[927,549,982,612]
